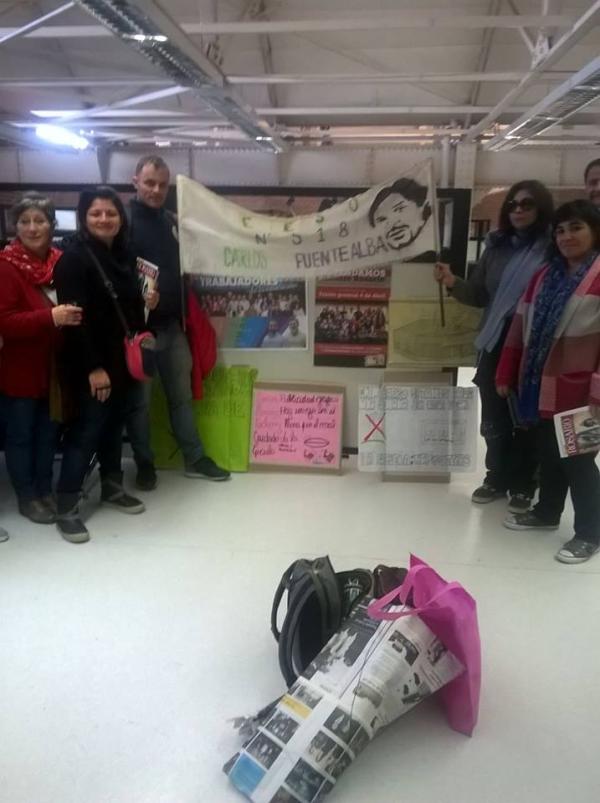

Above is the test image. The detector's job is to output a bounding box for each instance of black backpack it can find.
[271,556,406,687]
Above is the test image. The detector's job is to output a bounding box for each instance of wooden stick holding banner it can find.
[431,184,446,328]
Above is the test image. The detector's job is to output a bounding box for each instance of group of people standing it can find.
[0,155,229,544]
[435,158,600,564]
[2,155,600,564]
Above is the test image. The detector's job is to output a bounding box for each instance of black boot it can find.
[56,492,90,543]
[101,473,145,515]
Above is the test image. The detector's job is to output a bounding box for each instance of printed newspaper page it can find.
[554,406,600,458]
[225,599,463,803]
[136,257,159,322]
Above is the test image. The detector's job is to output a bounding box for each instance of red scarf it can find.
[2,239,62,285]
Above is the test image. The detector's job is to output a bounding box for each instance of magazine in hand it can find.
[136,257,159,322]
[553,406,600,458]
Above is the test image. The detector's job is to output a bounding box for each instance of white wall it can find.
[5,143,595,190]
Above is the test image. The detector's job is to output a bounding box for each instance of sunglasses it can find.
[507,198,536,213]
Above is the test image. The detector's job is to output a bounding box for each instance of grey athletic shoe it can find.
[471,482,506,504]
[101,477,145,514]
[555,538,599,564]
[184,456,230,481]
[56,493,90,544]
[507,493,533,514]
[0,527,9,543]
[503,511,559,531]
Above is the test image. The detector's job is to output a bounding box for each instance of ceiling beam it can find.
[484,54,600,150]
[0,78,172,88]
[253,104,581,116]
[465,0,600,141]
[0,13,576,40]
[74,0,284,151]
[0,71,573,89]
[44,86,191,124]
[505,0,537,54]
[0,1,76,45]
[464,0,502,129]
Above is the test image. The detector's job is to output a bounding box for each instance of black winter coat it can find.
[54,235,145,391]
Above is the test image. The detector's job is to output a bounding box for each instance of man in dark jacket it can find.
[585,158,600,209]
[126,155,229,489]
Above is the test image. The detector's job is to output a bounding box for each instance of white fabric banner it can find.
[177,160,436,280]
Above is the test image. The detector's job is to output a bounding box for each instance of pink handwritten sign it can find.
[250,382,344,471]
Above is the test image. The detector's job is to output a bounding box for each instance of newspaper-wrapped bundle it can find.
[553,406,600,458]
[225,598,463,803]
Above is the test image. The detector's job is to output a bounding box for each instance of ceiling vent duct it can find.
[486,56,600,151]
[75,0,284,151]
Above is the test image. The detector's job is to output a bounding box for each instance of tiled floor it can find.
[1,447,599,803]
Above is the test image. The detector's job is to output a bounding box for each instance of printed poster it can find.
[189,275,308,350]
[313,266,391,368]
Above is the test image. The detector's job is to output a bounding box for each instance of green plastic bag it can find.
[149,365,258,472]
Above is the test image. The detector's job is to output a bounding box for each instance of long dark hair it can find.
[497,180,554,236]
[549,200,600,259]
[77,185,129,255]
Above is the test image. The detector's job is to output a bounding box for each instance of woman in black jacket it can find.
[53,186,157,542]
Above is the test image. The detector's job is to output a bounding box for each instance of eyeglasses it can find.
[507,198,536,213]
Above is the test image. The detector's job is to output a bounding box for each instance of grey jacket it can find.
[450,230,550,331]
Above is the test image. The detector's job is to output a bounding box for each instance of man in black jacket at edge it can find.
[125,155,230,490]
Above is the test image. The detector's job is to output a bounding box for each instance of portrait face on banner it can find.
[368,178,432,251]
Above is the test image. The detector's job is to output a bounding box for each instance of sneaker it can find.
[555,538,600,564]
[135,463,158,492]
[471,483,506,504]
[507,493,533,514]
[18,498,56,525]
[0,527,9,543]
[56,515,90,544]
[503,511,559,531]
[184,456,231,481]
[101,481,146,515]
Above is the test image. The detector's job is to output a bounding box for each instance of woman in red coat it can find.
[0,193,82,523]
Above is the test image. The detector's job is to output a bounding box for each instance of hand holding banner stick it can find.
[437,268,446,328]
[433,250,455,329]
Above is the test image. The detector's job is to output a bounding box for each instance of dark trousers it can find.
[475,349,538,495]
[1,396,59,501]
[533,419,600,544]
[57,388,129,495]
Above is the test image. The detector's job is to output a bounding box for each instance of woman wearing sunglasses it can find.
[496,201,600,563]
[434,180,554,513]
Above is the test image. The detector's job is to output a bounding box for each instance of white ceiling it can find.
[0,0,598,153]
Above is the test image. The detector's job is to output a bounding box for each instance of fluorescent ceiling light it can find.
[123,33,167,42]
[35,124,89,149]
[32,109,73,117]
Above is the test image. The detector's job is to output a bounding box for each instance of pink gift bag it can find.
[368,555,481,736]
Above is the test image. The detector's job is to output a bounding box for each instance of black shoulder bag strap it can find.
[84,245,133,339]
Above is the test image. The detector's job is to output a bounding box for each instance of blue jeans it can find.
[1,396,59,502]
[126,321,204,467]
[57,389,128,495]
